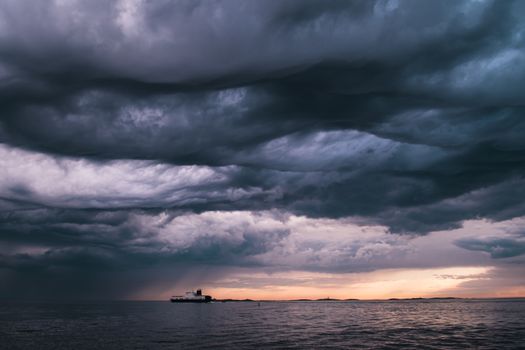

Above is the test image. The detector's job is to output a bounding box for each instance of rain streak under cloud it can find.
[1,0,525,300]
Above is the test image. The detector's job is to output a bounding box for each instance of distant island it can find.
[212,297,462,302]
[388,297,460,301]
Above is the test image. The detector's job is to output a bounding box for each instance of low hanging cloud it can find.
[1,210,401,272]
[2,209,521,298]
[455,228,525,259]
[1,0,525,298]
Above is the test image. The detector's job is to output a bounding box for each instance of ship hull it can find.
[170,298,211,303]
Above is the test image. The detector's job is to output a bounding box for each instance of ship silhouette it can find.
[170,289,212,303]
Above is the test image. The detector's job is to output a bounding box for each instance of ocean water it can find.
[1,299,524,349]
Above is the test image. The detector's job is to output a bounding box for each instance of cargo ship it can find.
[170,289,212,303]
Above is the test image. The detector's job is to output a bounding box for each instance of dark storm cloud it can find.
[0,208,289,263]
[456,237,525,258]
[0,208,290,298]
[0,0,523,232]
[1,0,525,298]
[455,229,525,259]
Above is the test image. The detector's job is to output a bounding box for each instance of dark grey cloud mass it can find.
[455,228,525,259]
[1,0,525,298]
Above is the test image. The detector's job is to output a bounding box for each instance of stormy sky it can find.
[1,0,525,300]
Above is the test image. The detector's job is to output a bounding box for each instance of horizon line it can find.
[2,296,525,303]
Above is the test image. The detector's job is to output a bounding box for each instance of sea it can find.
[1,299,524,349]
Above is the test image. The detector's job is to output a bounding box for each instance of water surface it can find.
[1,299,524,349]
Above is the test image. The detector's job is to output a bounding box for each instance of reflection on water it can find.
[1,299,524,349]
